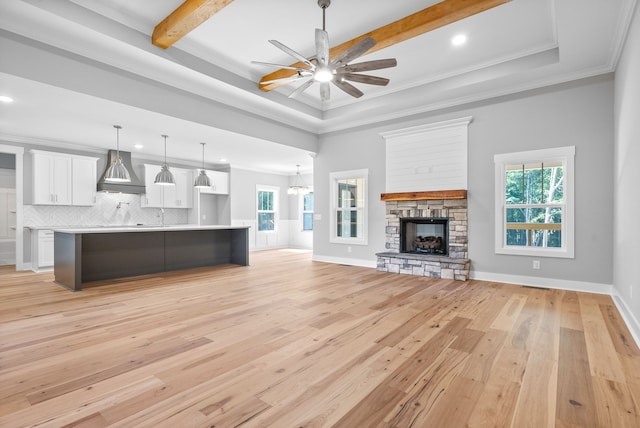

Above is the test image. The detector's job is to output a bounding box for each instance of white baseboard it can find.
[312,254,377,269]
[611,288,640,348]
[470,271,612,295]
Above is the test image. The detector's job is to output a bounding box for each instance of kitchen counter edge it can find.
[52,225,250,234]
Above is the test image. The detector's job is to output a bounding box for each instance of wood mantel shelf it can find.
[380,190,467,201]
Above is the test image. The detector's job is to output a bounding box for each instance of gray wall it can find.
[230,168,291,221]
[314,75,615,287]
[614,3,640,333]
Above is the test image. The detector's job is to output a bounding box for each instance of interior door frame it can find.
[0,144,24,270]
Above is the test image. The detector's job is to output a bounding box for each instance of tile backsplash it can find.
[23,192,188,228]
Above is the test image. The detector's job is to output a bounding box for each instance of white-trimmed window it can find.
[302,192,313,231]
[494,146,575,258]
[257,186,278,232]
[330,169,368,245]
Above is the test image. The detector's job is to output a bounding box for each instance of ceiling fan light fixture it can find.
[253,0,396,101]
[313,66,334,82]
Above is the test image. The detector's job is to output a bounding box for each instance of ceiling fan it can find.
[252,0,397,101]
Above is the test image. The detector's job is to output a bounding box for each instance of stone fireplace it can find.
[376,190,470,281]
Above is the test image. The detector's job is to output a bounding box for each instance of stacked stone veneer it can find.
[376,197,470,281]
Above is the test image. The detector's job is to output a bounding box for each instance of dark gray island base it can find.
[53,226,250,291]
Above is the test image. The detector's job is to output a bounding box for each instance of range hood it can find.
[97,150,145,194]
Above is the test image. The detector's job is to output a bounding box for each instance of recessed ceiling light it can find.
[219,158,227,163]
[452,34,467,46]
[0,95,14,103]
[134,143,144,149]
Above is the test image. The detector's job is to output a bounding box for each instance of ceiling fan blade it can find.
[251,61,311,73]
[331,37,376,67]
[260,73,312,86]
[315,29,330,67]
[320,82,330,101]
[340,73,389,86]
[332,79,364,98]
[288,79,315,99]
[269,40,315,69]
[342,58,397,73]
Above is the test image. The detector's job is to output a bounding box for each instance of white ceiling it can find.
[0,0,636,174]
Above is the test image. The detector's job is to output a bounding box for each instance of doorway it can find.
[0,145,24,270]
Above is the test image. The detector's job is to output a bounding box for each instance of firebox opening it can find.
[400,217,449,256]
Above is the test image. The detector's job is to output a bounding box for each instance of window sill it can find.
[495,246,574,259]
[330,237,368,246]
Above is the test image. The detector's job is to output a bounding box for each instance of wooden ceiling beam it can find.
[152,0,234,49]
[259,0,511,91]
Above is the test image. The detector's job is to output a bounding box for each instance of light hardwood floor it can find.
[1,249,639,427]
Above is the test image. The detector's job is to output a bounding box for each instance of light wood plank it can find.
[555,327,597,426]
[510,290,562,428]
[490,293,528,331]
[1,250,639,427]
[580,293,627,383]
[467,346,529,427]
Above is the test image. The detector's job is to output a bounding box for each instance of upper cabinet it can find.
[31,150,98,206]
[197,170,229,195]
[141,164,193,209]
[72,156,98,206]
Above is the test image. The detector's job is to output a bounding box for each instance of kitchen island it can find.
[53,225,249,291]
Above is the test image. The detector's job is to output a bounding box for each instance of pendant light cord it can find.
[114,125,122,157]
[322,6,326,31]
[318,0,330,31]
[162,135,168,165]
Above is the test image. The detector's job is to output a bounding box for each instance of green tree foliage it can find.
[505,163,564,248]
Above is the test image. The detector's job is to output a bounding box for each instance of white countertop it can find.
[51,225,249,234]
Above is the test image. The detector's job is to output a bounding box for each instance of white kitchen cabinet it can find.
[141,164,163,207]
[31,150,98,206]
[197,170,229,195]
[141,164,193,208]
[32,151,72,205]
[31,229,54,270]
[72,156,98,205]
[166,168,193,208]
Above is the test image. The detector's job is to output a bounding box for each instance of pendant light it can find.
[194,142,211,188]
[154,134,175,185]
[104,125,131,182]
[288,164,310,195]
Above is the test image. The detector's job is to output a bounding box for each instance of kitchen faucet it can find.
[157,208,165,226]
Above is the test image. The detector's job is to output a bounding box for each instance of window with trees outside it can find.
[257,186,278,232]
[330,169,368,245]
[494,146,574,258]
[302,192,313,231]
